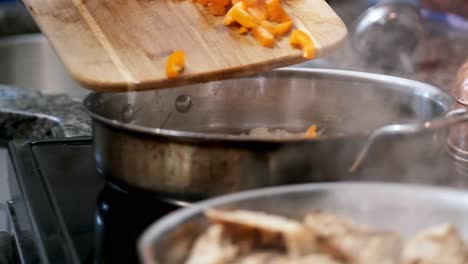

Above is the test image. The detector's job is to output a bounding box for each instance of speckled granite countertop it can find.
[0,85,90,140]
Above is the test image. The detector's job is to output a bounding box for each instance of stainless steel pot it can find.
[138,182,468,264]
[84,68,467,198]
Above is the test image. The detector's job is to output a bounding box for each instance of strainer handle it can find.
[349,108,468,173]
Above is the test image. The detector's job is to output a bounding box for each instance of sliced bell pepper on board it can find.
[192,0,317,62]
[289,29,315,59]
[238,26,249,34]
[247,4,267,21]
[194,0,230,15]
[265,0,290,23]
[252,26,275,47]
[260,20,292,36]
[226,1,258,28]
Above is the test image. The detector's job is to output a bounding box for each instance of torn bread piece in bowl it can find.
[138,183,468,264]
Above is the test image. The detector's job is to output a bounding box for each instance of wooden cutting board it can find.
[23,0,347,92]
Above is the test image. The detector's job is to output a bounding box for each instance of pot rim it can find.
[83,68,454,143]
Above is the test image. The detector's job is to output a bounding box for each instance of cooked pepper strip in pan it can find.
[305,124,317,138]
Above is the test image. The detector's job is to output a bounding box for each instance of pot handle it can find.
[349,108,468,173]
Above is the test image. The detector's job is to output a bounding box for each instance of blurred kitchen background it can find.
[0,0,466,248]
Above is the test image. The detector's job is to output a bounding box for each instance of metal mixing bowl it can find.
[138,182,468,264]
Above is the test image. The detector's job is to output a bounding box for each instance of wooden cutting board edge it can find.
[67,35,347,93]
[23,0,348,93]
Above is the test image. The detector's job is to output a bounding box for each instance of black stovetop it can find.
[7,135,468,263]
[7,137,188,264]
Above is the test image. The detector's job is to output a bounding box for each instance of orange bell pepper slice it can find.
[247,4,267,21]
[224,7,236,25]
[265,0,290,23]
[211,0,230,6]
[289,29,315,59]
[260,20,292,36]
[305,124,317,138]
[242,0,259,6]
[166,50,185,78]
[252,26,275,47]
[210,0,230,15]
[193,0,209,6]
[194,0,229,15]
[238,26,249,34]
[225,1,258,28]
[208,3,226,15]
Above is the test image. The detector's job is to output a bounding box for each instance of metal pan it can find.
[138,182,468,264]
[83,68,468,198]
